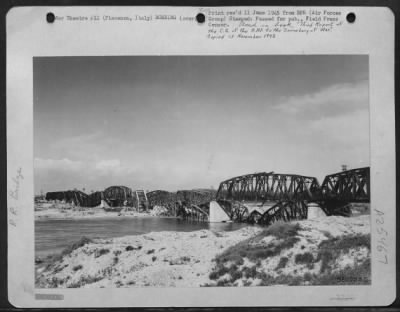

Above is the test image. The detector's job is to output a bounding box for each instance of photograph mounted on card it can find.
[6,6,395,307]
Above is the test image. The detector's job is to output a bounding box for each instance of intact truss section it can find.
[216,172,320,202]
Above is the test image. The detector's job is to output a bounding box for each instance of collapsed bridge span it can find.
[45,185,139,209]
[43,167,370,225]
[147,189,216,220]
[214,167,370,226]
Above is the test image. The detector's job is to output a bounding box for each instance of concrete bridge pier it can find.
[209,201,231,222]
[307,202,326,219]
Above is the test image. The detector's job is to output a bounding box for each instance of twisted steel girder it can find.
[258,200,308,226]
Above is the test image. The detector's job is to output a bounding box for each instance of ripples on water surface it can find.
[35,217,250,257]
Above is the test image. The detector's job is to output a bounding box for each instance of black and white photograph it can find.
[6,5,396,307]
[33,55,371,288]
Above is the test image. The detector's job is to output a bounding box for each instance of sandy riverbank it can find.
[35,202,167,220]
[36,215,370,288]
[35,208,152,220]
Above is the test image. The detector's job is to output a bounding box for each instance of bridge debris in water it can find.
[147,189,217,221]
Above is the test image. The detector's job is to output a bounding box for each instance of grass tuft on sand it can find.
[208,225,371,287]
[317,233,370,273]
[210,222,301,281]
[215,222,300,264]
[62,236,94,256]
[36,216,371,288]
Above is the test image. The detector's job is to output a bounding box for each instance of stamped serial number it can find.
[374,209,388,264]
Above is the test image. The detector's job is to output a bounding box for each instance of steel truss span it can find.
[215,167,370,226]
[258,200,308,226]
[216,172,320,202]
[45,185,136,208]
[320,167,370,203]
[43,168,369,225]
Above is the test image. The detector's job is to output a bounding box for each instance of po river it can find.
[35,217,249,258]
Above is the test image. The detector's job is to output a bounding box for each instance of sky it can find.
[34,55,369,194]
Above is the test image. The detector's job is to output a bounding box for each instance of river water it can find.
[35,217,250,258]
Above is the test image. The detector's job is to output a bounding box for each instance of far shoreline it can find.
[35,213,179,221]
[35,203,175,221]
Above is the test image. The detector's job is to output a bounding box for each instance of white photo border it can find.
[6,6,396,307]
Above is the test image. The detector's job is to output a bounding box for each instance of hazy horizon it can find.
[34,55,369,194]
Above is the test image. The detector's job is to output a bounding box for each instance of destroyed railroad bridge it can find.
[44,167,370,226]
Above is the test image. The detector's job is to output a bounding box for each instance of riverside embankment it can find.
[36,215,370,288]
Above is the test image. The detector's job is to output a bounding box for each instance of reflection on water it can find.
[35,217,250,257]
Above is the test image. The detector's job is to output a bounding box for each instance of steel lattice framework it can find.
[45,190,88,207]
[176,204,210,222]
[216,172,320,202]
[215,167,370,226]
[43,168,370,224]
[176,189,217,206]
[147,190,175,207]
[319,167,370,202]
[103,186,135,207]
[217,200,251,222]
[147,189,216,208]
[86,191,103,207]
[258,201,308,226]
[146,189,216,220]
[217,199,308,226]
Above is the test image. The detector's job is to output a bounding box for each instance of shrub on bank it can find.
[95,248,110,258]
[67,274,104,288]
[207,228,371,287]
[72,264,83,271]
[314,258,371,285]
[317,233,370,273]
[276,256,289,270]
[126,245,142,251]
[61,236,93,256]
[294,252,314,264]
[319,233,370,253]
[262,222,301,240]
[209,221,302,283]
[214,229,299,265]
[208,257,371,287]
